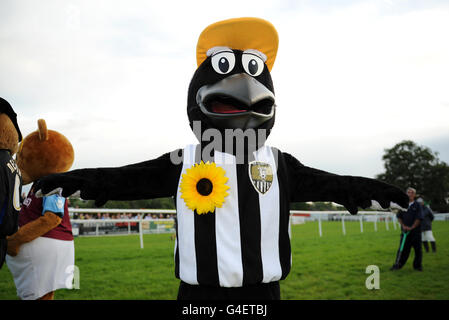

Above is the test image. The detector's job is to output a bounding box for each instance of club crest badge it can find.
[57,197,64,209]
[249,161,273,194]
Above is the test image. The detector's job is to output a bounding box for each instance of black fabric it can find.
[194,211,219,285]
[283,152,409,215]
[423,241,429,252]
[395,232,422,270]
[0,150,21,237]
[0,97,22,142]
[236,162,263,285]
[191,144,219,285]
[421,206,434,231]
[177,281,280,300]
[397,202,423,234]
[274,148,292,279]
[0,237,6,269]
[0,150,22,269]
[431,241,436,252]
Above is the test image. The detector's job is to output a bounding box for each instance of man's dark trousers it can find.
[396,231,422,269]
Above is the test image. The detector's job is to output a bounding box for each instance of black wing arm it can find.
[34,150,183,207]
[283,152,408,214]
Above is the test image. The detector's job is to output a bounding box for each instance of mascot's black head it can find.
[186,18,279,152]
[187,48,275,133]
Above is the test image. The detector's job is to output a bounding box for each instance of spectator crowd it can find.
[71,212,175,220]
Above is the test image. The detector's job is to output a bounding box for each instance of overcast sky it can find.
[1,0,448,180]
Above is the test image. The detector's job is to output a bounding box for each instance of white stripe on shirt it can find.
[177,144,198,285]
[214,150,244,287]
[254,146,282,283]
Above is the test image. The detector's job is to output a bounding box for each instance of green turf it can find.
[1,221,448,300]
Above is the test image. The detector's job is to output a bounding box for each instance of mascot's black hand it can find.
[35,169,110,207]
[341,177,408,215]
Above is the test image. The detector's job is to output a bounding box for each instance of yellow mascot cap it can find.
[196,17,279,72]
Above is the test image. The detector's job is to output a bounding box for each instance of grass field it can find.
[1,220,448,300]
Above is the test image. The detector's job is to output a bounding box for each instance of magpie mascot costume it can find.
[35,18,408,300]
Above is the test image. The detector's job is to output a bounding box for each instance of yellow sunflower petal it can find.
[179,161,230,215]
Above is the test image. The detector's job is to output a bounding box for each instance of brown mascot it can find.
[6,119,75,300]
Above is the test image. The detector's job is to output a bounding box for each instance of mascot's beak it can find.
[196,73,275,130]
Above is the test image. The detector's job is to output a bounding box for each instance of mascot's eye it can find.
[211,51,235,74]
[242,53,264,77]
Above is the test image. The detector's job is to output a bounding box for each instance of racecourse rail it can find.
[68,208,449,249]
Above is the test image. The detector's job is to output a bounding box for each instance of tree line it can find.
[376,140,449,212]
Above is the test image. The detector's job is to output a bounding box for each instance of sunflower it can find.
[180,161,230,215]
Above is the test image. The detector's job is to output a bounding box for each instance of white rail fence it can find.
[68,208,449,248]
[291,210,399,237]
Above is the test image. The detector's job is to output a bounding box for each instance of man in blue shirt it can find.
[417,198,436,253]
[391,187,424,271]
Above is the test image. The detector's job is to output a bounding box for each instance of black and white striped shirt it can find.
[174,144,291,287]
